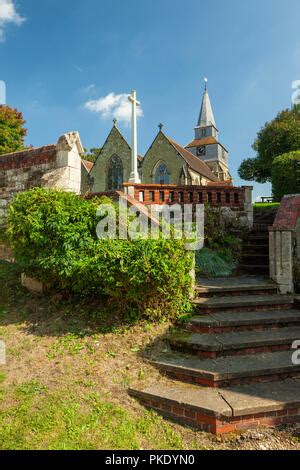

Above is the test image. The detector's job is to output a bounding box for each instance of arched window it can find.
[154,162,170,184]
[107,155,123,190]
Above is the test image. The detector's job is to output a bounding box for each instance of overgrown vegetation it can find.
[6,188,193,320]
[195,206,244,277]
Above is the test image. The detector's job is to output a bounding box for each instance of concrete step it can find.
[129,378,300,434]
[195,283,277,298]
[168,326,300,358]
[187,309,300,333]
[150,350,300,387]
[193,294,293,314]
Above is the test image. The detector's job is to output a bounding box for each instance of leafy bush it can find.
[195,206,244,277]
[271,151,300,202]
[7,188,193,320]
[195,248,236,277]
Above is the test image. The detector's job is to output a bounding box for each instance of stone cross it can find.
[128,90,141,183]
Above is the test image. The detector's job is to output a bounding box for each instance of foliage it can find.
[6,188,193,320]
[238,106,300,183]
[0,105,27,155]
[83,147,101,163]
[271,151,300,202]
[195,248,236,277]
[195,206,244,277]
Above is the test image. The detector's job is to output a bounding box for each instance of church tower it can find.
[185,80,231,182]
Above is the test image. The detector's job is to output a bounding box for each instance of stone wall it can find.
[0,132,83,225]
[269,194,300,293]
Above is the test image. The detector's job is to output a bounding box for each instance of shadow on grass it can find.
[0,260,144,338]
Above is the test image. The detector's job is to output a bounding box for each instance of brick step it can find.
[129,378,300,434]
[246,233,269,241]
[241,253,269,260]
[193,294,293,314]
[195,283,277,298]
[150,350,300,387]
[238,264,269,275]
[168,326,300,358]
[241,246,269,255]
[187,309,300,333]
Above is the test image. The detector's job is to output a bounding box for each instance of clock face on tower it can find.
[196,146,206,156]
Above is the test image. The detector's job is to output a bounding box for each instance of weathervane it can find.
[204,77,208,91]
[158,123,164,131]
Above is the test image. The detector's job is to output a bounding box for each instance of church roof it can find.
[81,159,94,172]
[164,134,219,182]
[185,137,218,148]
[197,88,216,128]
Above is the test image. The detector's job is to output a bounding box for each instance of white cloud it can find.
[85,92,143,125]
[0,0,25,41]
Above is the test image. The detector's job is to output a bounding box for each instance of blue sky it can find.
[1,0,300,199]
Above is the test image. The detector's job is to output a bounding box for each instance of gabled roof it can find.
[163,133,219,182]
[91,124,131,170]
[81,159,94,173]
[197,88,216,128]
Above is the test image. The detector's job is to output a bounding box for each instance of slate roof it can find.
[164,134,219,182]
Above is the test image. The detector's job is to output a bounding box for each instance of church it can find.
[85,82,232,193]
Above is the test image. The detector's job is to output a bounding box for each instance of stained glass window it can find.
[107,155,123,190]
[154,163,170,184]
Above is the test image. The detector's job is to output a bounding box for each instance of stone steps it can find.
[128,275,300,434]
[195,283,277,298]
[168,326,300,358]
[150,350,300,387]
[193,294,293,314]
[187,309,300,333]
[129,378,300,435]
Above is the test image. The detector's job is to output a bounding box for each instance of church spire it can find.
[197,78,216,129]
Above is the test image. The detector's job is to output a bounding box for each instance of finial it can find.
[204,77,208,91]
[158,123,164,131]
[113,118,117,126]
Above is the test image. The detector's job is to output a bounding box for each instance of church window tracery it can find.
[107,155,123,190]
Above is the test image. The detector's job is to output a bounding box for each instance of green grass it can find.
[0,379,184,450]
[253,202,280,210]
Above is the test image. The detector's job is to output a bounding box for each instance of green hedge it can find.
[7,188,193,320]
[271,151,300,202]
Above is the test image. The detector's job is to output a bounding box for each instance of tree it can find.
[271,151,300,201]
[83,147,101,163]
[0,105,27,155]
[238,105,300,183]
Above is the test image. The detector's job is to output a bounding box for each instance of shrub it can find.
[195,206,244,277]
[7,188,193,320]
[271,151,300,202]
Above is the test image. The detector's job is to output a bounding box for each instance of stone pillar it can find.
[242,186,253,227]
[269,228,294,294]
[42,132,83,194]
